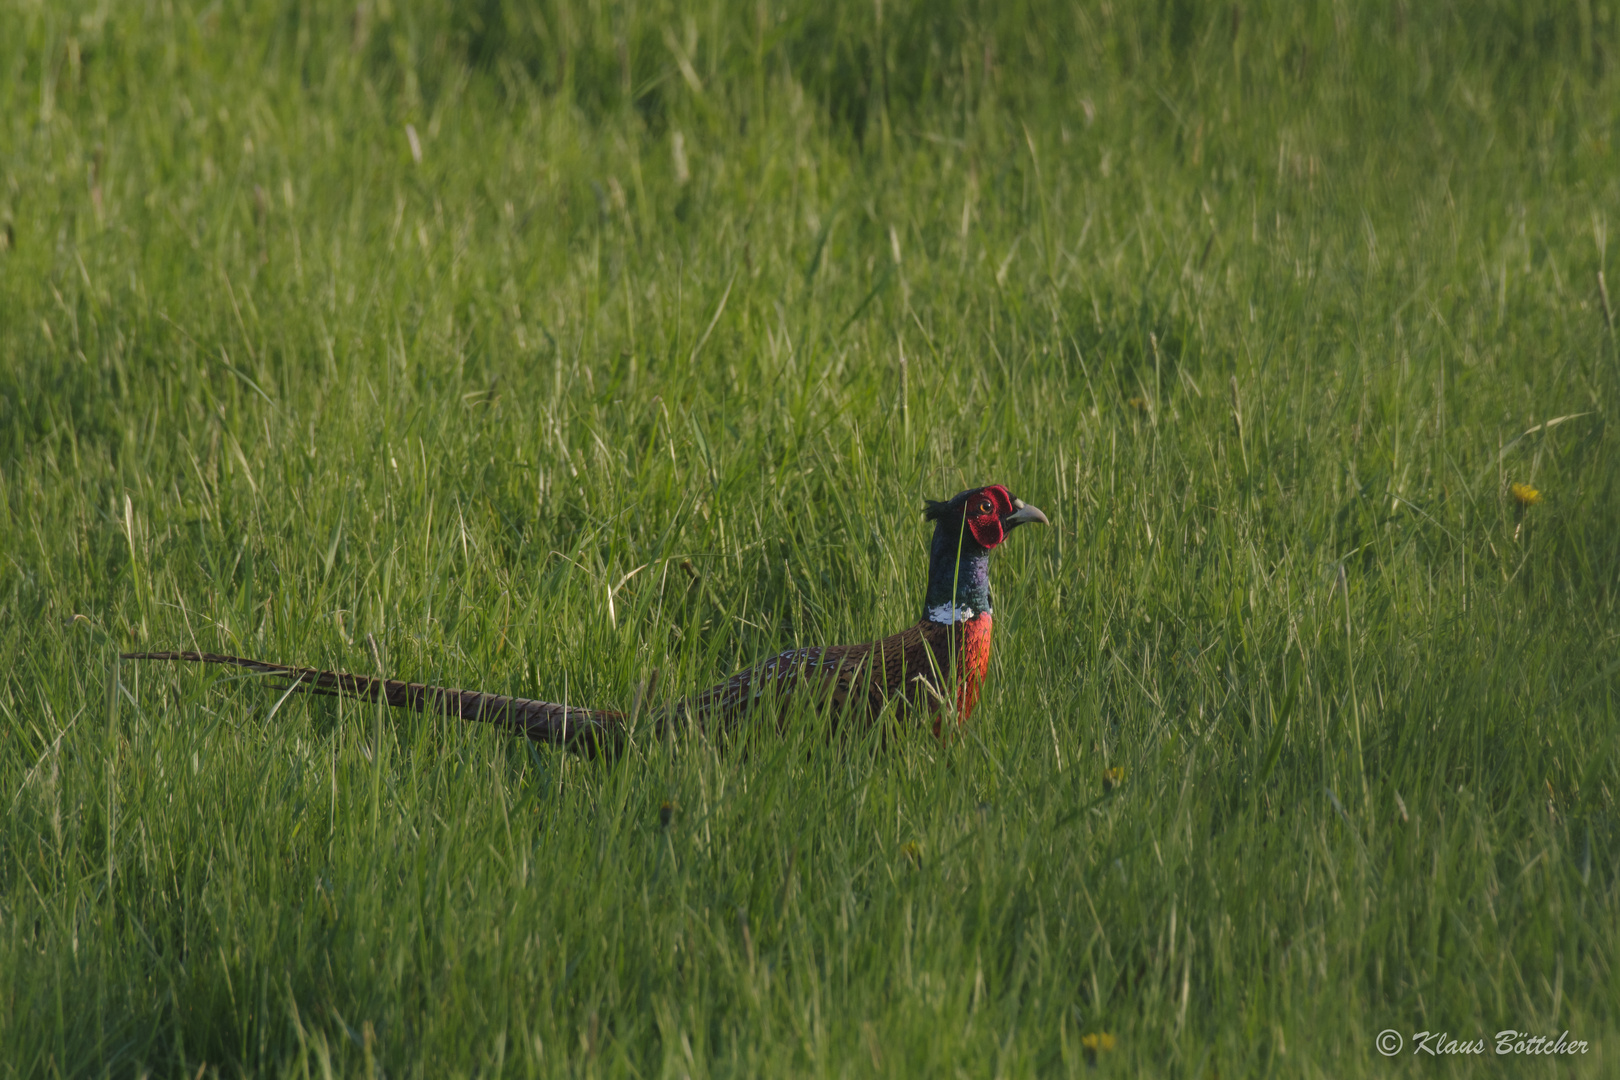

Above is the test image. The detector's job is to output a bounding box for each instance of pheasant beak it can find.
[1003,498,1049,529]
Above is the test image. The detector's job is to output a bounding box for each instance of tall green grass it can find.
[2,0,1618,1074]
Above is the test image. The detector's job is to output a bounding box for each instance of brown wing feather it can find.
[666,620,967,735]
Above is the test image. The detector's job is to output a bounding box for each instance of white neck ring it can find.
[927,602,988,624]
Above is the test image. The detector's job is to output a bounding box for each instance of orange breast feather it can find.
[952,612,994,726]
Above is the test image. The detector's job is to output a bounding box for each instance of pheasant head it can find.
[921,485,1047,624]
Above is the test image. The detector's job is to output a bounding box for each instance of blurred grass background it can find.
[2,0,1618,1075]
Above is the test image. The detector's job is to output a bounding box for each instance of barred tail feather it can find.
[119,652,623,755]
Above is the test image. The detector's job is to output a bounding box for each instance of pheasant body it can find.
[672,610,994,737]
[122,485,1045,753]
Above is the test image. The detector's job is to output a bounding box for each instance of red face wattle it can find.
[966,485,1017,549]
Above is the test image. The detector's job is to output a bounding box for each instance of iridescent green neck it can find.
[923,523,992,623]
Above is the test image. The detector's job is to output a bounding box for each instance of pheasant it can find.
[122,485,1046,754]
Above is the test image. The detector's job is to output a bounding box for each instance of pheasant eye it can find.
[977,499,993,515]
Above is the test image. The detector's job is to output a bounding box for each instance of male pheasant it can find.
[122,485,1046,754]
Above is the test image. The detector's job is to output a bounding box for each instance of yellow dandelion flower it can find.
[1081,1032,1117,1057]
[1126,396,1150,413]
[1103,766,1126,793]
[900,841,922,868]
[1510,482,1541,506]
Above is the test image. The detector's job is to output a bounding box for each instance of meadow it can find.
[2,0,1619,1075]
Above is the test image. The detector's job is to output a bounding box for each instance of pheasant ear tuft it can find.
[923,488,982,521]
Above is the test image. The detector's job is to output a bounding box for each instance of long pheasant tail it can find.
[119,652,624,756]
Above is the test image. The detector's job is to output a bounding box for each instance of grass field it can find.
[3,1,1619,1075]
